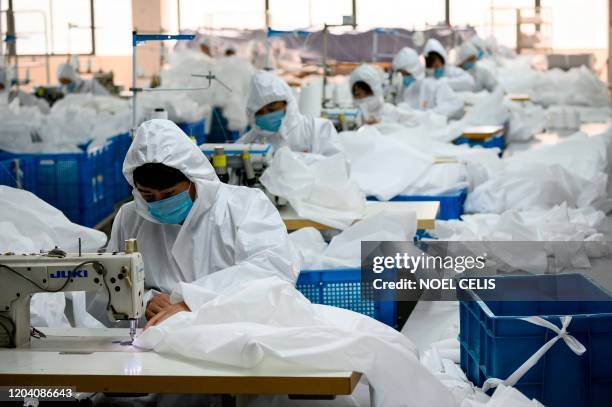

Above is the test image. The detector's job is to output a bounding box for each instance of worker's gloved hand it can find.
[143,302,190,331]
[145,293,172,320]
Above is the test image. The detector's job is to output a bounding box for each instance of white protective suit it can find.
[392,47,464,119]
[94,119,300,323]
[455,42,498,93]
[57,63,109,96]
[238,71,341,156]
[423,38,475,92]
[349,64,420,125]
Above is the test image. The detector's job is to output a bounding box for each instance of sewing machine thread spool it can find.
[124,239,138,254]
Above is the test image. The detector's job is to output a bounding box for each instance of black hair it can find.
[425,52,444,68]
[133,163,189,190]
[352,81,373,96]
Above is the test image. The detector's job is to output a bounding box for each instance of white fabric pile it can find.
[160,50,255,130]
[289,211,417,270]
[0,94,131,153]
[435,203,606,242]
[134,273,456,407]
[466,131,612,213]
[261,147,365,229]
[0,186,107,328]
[0,97,47,153]
[498,58,610,108]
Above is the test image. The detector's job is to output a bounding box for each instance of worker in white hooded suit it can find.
[455,41,498,93]
[238,71,341,156]
[93,119,300,328]
[391,47,464,119]
[349,63,420,125]
[57,63,109,96]
[422,38,475,92]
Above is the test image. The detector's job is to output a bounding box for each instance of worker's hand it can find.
[143,302,190,330]
[365,118,379,125]
[145,293,172,320]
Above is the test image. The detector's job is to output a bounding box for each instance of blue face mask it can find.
[147,187,193,225]
[66,82,77,92]
[255,109,285,133]
[462,60,476,71]
[402,75,416,88]
[477,49,485,60]
[433,67,445,79]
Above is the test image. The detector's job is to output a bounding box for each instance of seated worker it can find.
[57,63,109,96]
[94,119,299,328]
[455,41,498,93]
[423,38,475,92]
[0,66,50,113]
[237,71,341,156]
[349,63,420,126]
[392,47,464,119]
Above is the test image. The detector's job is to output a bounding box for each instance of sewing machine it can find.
[200,143,272,187]
[0,239,145,348]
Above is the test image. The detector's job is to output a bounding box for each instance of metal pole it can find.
[322,24,328,106]
[90,0,96,54]
[445,0,450,26]
[177,0,181,32]
[132,31,137,136]
[351,0,357,29]
[534,0,541,32]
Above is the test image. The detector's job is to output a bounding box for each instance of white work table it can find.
[0,328,360,397]
[279,201,440,231]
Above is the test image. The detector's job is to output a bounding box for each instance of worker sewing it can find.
[57,63,109,96]
[94,119,299,328]
[456,41,498,93]
[238,71,342,155]
[423,38,475,92]
[391,47,464,119]
[349,63,421,125]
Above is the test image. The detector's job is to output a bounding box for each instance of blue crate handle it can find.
[482,315,586,393]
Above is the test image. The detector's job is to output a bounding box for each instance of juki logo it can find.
[49,269,89,279]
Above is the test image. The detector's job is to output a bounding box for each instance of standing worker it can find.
[391,47,464,119]
[92,119,299,328]
[238,71,342,156]
[455,41,498,93]
[422,38,475,92]
[57,63,109,96]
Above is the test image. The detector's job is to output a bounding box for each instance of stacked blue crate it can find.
[0,156,38,194]
[297,268,398,328]
[208,107,242,143]
[459,274,612,407]
[368,187,467,220]
[177,119,207,145]
[109,132,133,203]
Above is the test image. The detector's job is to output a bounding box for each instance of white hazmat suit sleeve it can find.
[171,186,300,310]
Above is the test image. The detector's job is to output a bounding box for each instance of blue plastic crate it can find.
[459,274,612,407]
[29,143,116,227]
[108,132,133,203]
[207,107,243,143]
[368,187,467,220]
[454,133,505,155]
[0,156,38,194]
[177,119,207,145]
[296,268,397,328]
